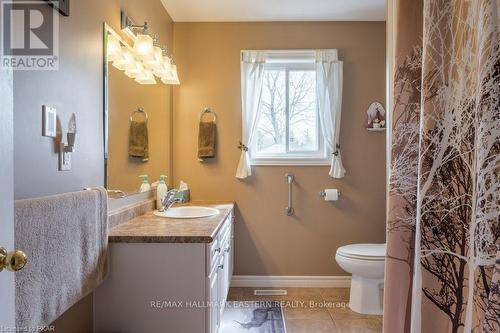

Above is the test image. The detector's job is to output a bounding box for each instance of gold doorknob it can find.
[0,247,27,272]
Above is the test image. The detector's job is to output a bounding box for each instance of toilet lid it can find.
[336,243,386,260]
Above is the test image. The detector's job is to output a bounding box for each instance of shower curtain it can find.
[384,1,500,333]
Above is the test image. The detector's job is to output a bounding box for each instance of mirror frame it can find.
[103,23,110,188]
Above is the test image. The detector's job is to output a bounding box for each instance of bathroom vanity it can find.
[94,202,234,333]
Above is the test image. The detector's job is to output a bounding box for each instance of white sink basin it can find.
[153,206,220,219]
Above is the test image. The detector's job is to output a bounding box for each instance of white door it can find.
[0,68,15,326]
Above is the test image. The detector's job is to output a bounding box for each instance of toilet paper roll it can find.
[324,189,339,201]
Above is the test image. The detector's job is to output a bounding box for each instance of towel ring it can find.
[199,107,217,123]
[130,107,149,122]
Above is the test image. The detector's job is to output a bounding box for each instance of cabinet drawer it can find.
[218,217,231,242]
[207,238,221,276]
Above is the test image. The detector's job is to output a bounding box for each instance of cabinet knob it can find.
[215,248,221,253]
[224,247,230,253]
[218,264,224,270]
[0,247,28,272]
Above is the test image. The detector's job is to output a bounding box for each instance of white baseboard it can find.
[231,275,351,288]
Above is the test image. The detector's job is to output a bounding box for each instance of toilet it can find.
[335,243,386,315]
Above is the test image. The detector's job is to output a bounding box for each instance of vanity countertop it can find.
[108,201,235,243]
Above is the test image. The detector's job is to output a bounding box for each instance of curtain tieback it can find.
[238,141,249,152]
[333,144,340,156]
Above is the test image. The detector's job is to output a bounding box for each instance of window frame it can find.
[249,57,331,166]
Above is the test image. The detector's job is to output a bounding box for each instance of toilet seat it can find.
[336,243,386,261]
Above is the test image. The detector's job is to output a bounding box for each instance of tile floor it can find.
[226,287,382,333]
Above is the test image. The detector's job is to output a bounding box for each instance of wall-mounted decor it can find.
[366,102,386,131]
[43,0,70,16]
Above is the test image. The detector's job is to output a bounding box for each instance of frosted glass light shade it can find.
[135,69,156,84]
[161,64,180,85]
[144,46,164,71]
[124,61,144,78]
[133,34,154,61]
[106,34,121,62]
[153,56,172,77]
[152,47,164,63]
[112,47,134,70]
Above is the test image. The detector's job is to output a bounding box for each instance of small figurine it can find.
[366,102,386,129]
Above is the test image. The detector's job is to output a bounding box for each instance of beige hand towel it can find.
[198,121,216,161]
[129,120,149,162]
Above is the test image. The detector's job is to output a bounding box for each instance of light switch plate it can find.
[42,105,57,137]
[59,143,71,171]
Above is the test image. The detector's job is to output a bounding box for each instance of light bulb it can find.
[133,34,154,61]
[106,34,121,62]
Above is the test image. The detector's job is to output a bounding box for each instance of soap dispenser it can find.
[138,175,151,192]
[156,175,168,209]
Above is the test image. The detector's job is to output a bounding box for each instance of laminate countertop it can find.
[108,202,234,243]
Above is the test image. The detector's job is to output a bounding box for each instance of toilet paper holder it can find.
[319,190,341,198]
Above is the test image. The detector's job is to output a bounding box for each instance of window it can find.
[250,52,330,165]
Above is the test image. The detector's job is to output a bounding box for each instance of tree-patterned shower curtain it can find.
[384,1,500,333]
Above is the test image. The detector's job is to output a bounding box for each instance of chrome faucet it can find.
[159,189,182,212]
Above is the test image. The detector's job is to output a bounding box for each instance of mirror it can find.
[103,24,172,196]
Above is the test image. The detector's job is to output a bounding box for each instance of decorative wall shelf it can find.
[367,127,386,132]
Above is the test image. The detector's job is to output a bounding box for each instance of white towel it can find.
[14,188,109,330]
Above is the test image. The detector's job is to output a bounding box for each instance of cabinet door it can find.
[209,270,220,333]
[223,244,231,299]
[217,255,226,320]
[229,230,234,279]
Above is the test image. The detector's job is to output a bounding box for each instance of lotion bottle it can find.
[138,175,151,192]
[156,175,168,209]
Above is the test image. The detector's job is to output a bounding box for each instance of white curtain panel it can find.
[316,49,346,178]
[236,51,266,179]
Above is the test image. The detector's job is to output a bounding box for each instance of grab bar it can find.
[285,174,295,216]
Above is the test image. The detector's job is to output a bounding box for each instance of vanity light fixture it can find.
[104,12,180,85]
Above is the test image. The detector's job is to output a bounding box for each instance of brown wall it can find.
[13,0,174,329]
[173,22,386,276]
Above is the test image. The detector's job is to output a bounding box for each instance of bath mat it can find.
[220,301,286,333]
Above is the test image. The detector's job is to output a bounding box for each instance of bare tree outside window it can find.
[255,69,318,155]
